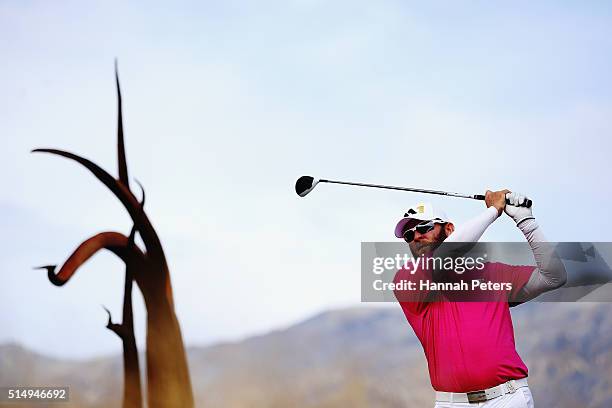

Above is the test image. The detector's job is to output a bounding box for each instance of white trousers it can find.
[434,386,534,408]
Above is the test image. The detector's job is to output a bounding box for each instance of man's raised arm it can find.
[505,192,567,301]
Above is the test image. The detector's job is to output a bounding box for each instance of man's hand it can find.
[504,191,534,225]
[485,189,510,216]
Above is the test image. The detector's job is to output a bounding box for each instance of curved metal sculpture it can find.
[33,63,195,408]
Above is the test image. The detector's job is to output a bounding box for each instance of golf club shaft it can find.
[320,179,532,208]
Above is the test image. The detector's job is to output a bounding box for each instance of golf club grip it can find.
[473,194,532,208]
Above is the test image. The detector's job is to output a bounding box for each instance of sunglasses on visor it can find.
[402,221,438,243]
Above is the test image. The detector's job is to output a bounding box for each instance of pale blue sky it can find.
[1,0,611,358]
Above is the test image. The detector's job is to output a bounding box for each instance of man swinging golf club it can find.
[393,190,567,408]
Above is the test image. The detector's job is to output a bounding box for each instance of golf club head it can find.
[295,176,320,197]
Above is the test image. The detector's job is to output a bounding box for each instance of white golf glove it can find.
[504,192,534,225]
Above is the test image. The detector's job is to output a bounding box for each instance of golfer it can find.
[393,190,567,407]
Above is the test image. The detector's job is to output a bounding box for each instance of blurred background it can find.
[1,0,611,406]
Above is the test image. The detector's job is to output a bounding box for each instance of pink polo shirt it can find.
[393,260,535,392]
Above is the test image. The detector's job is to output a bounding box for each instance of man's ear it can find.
[445,222,455,235]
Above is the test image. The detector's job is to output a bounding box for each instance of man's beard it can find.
[409,227,448,257]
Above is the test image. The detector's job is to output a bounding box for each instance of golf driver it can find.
[295,176,532,208]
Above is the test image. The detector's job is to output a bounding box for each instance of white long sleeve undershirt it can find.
[445,206,499,243]
[444,207,567,301]
[516,218,567,300]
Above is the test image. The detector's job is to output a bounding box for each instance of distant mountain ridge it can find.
[1,303,611,407]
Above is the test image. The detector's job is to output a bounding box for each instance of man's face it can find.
[407,222,448,257]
